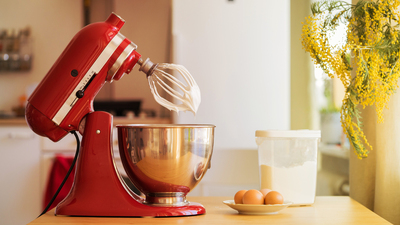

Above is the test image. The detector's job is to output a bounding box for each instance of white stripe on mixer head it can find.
[52,33,125,125]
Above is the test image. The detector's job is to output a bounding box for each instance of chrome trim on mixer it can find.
[52,33,125,125]
[107,42,137,82]
[144,192,189,206]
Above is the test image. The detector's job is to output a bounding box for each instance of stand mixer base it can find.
[55,112,205,217]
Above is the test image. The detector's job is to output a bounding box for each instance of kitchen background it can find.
[0,0,349,224]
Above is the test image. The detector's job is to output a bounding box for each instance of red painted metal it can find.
[56,112,205,217]
[26,13,141,142]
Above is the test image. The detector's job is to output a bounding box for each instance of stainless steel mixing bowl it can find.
[117,124,215,206]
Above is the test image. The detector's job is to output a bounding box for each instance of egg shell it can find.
[260,188,272,197]
[234,190,247,204]
[242,189,264,205]
[264,191,284,204]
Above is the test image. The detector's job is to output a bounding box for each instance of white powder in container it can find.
[260,161,317,206]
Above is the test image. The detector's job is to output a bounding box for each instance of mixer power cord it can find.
[38,130,80,217]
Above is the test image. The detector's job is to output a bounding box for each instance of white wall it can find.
[172,0,290,196]
[172,0,291,150]
[290,0,315,130]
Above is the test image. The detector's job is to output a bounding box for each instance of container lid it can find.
[255,130,321,138]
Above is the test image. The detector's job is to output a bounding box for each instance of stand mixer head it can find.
[25,12,201,142]
[25,13,214,217]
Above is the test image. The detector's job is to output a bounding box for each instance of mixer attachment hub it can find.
[138,58,157,76]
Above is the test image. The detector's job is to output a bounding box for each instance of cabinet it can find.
[0,126,41,225]
[0,117,170,224]
[0,27,33,72]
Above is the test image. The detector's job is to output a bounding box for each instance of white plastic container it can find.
[255,130,320,206]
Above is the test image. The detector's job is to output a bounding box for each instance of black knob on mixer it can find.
[71,69,79,77]
[76,90,84,98]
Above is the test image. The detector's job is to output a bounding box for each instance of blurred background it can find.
[0,0,350,224]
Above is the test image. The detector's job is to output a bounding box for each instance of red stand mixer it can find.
[25,13,215,217]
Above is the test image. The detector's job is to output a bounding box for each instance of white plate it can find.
[223,200,292,215]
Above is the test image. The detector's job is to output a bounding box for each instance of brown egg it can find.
[242,189,264,205]
[260,188,272,197]
[234,190,247,204]
[264,191,284,204]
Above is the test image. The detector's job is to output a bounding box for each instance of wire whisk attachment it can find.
[138,58,201,114]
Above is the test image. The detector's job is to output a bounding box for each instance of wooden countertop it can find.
[27,196,391,225]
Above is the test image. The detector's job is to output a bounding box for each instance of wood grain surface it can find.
[27,196,391,225]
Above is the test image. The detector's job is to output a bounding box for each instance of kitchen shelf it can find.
[0,118,28,125]
[0,27,33,72]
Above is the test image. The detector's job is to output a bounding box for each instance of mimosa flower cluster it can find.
[301,0,400,158]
